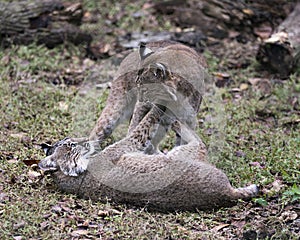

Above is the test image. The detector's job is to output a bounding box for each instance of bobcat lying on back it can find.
[39,106,258,212]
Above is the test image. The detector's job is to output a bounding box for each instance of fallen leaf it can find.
[256,81,272,95]
[279,211,298,221]
[61,205,72,212]
[82,219,90,227]
[142,2,153,9]
[40,221,49,230]
[98,210,109,217]
[272,180,284,192]
[58,101,69,111]
[83,11,91,19]
[213,72,231,88]
[211,223,230,232]
[51,205,62,213]
[250,162,264,168]
[71,229,89,236]
[248,78,261,85]
[22,160,40,166]
[27,170,42,179]
[242,8,254,15]
[282,118,300,127]
[13,220,26,230]
[10,133,26,139]
[235,151,246,157]
[0,193,9,203]
[265,31,289,44]
[1,55,10,66]
[254,25,272,39]
[230,88,241,92]
[110,209,122,215]
[240,83,249,91]
[231,220,246,229]
[8,159,18,164]
[13,236,23,240]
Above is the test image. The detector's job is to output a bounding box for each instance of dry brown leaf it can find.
[13,236,23,240]
[231,220,246,229]
[40,221,49,230]
[279,211,298,221]
[27,170,42,179]
[248,78,272,96]
[1,55,10,66]
[22,159,40,166]
[248,78,261,85]
[242,8,254,15]
[240,83,249,91]
[58,101,69,111]
[98,210,109,217]
[272,180,284,193]
[10,133,26,139]
[213,72,231,88]
[254,25,272,39]
[211,223,230,232]
[71,229,89,236]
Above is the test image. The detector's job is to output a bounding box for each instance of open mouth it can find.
[38,165,58,172]
[38,162,58,172]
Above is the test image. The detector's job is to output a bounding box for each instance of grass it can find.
[0,1,300,239]
[0,42,299,240]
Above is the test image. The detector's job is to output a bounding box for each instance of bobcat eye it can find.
[70,143,76,148]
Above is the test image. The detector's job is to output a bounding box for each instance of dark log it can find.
[0,0,92,48]
[153,0,295,39]
[256,2,300,77]
[117,30,206,52]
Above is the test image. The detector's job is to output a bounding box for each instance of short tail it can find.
[233,184,259,200]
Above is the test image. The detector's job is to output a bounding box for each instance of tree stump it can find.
[256,2,300,77]
[0,0,92,48]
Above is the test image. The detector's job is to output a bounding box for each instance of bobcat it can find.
[87,40,209,150]
[39,106,258,212]
[43,41,208,155]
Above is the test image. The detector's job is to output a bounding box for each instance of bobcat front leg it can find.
[89,76,137,143]
[128,101,152,133]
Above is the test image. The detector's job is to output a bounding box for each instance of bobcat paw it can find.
[139,140,155,154]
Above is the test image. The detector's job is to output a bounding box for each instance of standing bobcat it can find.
[43,41,209,155]
[87,40,209,150]
[39,106,258,212]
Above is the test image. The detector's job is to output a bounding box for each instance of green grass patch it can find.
[0,39,299,240]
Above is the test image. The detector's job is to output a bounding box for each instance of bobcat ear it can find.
[151,62,168,79]
[139,42,153,60]
[40,143,53,155]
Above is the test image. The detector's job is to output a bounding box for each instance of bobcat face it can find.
[136,62,178,103]
[39,138,89,176]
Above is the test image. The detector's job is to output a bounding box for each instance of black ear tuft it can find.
[153,63,168,79]
[139,42,154,60]
[40,143,53,156]
[40,138,71,156]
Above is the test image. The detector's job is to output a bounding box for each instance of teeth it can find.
[40,167,57,172]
